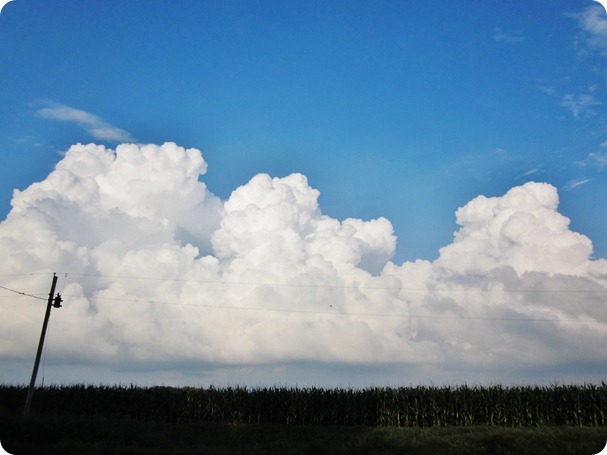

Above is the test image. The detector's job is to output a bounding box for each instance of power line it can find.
[62,272,607,294]
[0,273,50,278]
[3,272,606,323]
[0,284,46,301]
[80,294,606,324]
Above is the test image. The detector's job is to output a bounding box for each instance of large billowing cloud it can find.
[0,142,605,386]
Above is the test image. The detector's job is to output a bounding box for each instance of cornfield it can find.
[1,383,605,427]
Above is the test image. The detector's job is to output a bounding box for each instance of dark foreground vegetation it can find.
[1,384,606,454]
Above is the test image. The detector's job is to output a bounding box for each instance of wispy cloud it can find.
[576,4,607,56]
[577,150,607,170]
[560,93,601,119]
[37,103,134,143]
[519,167,540,178]
[492,27,524,44]
[538,85,556,96]
[15,135,44,148]
[562,178,592,191]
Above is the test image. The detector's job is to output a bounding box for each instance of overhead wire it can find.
[0,284,47,301]
[80,294,606,324]
[2,271,605,323]
[0,273,50,278]
[62,272,607,294]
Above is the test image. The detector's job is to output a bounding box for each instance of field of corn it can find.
[1,383,606,427]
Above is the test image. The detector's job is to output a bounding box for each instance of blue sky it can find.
[1,1,607,387]
[1,0,606,263]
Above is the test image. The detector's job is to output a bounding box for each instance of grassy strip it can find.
[2,410,606,455]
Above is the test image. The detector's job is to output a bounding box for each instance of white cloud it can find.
[577,151,607,170]
[0,143,605,386]
[562,178,593,191]
[519,167,540,178]
[576,4,607,56]
[492,27,524,44]
[560,93,601,119]
[37,103,134,142]
[538,85,556,96]
[437,182,594,275]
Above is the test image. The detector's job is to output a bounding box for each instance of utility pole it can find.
[23,273,63,419]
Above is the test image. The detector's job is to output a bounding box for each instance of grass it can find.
[2,409,606,455]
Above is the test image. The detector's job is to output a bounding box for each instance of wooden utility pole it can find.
[23,273,62,418]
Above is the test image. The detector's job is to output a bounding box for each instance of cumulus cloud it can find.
[37,103,134,142]
[0,142,606,386]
